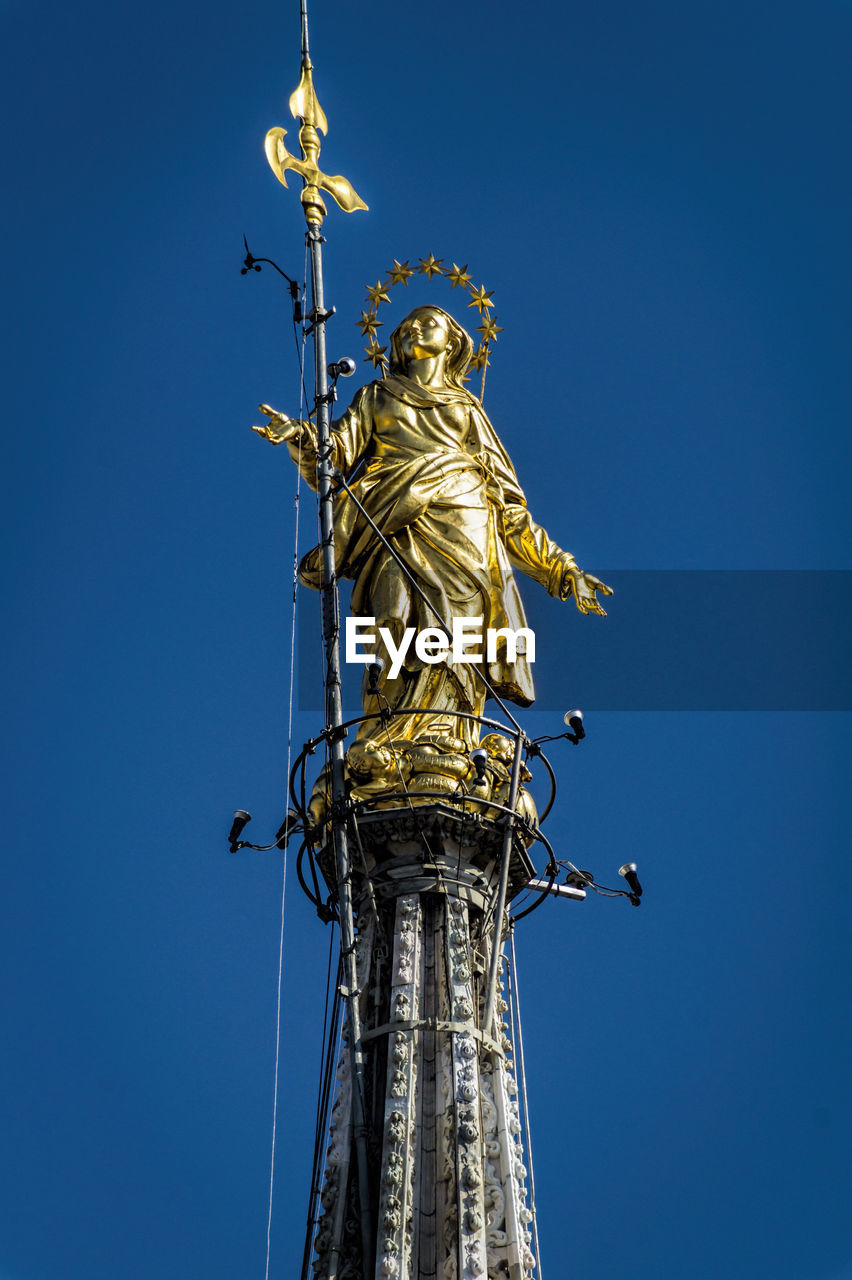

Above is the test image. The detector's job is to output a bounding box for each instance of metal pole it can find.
[300,0,310,62]
[298,0,373,1242]
[306,221,373,1276]
[260,0,371,1265]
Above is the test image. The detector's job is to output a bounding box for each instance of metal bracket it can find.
[304,304,335,335]
[360,1017,505,1058]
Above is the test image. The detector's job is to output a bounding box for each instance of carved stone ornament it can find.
[310,918,376,1280]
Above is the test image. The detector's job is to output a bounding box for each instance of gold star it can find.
[470,345,491,371]
[364,338,389,368]
[386,259,415,286]
[467,284,495,313]
[476,317,503,343]
[357,310,383,337]
[417,253,444,280]
[365,280,391,307]
[446,262,472,289]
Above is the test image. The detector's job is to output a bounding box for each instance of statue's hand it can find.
[251,403,297,445]
[564,568,613,616]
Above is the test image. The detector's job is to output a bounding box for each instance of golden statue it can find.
[253,304,611,805]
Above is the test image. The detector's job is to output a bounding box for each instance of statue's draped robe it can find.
[287,374,576,744]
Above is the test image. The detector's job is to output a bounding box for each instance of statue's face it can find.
[397,309,452,361]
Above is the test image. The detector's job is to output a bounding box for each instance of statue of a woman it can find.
[253,304,610,782]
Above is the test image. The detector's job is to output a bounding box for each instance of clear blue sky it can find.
[2,1,851,1278]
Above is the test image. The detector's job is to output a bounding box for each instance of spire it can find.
[244,8,620,1280]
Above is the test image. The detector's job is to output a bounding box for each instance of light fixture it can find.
[367,657,385,694]
[618,861,643,904]
[470,747,489,781]
[564,709,585,740]
[229,809,252,851]
[275,808,303,849]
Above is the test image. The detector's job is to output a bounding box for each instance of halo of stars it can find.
[356,255,501,391]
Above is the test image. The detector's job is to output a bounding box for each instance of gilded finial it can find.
[265,54,367,226]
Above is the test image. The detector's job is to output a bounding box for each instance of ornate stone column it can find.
[308,807,537,1280]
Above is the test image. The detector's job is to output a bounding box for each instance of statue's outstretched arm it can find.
[252,403,302,444]
[502,504,613,616]
[251,390,372,490]
[252,404,324,490]
[563,566,613,615]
